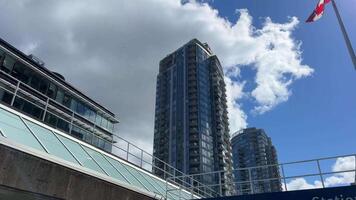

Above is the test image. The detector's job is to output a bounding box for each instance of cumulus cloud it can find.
[225,77,247,132]
[0,0,312,150]
[286,156,356,191]
[286,178,321,191]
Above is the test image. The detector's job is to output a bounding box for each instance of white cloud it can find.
[286,156,356,191]
[225,77,247,132]
[286,178,321,191]
[0,0,312,150]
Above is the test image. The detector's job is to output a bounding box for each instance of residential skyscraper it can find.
[231,128,282,195]
[153,39,233,194]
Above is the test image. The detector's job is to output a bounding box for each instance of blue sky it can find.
[204,0,356,162]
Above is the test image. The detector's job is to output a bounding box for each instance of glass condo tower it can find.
[153,39,234,195]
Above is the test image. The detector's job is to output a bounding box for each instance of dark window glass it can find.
[92,136,99,147]
[57,118,69,133]
[101,116,108,129]
[0,88,13,105]
[70,98,78,111]
[39,79,49,94]
[83,130,93,143]
[11,62,30,83]
[47,83,57,99]
[98,138,105,149]
[13,97,24,110]
[76,101,85,115]
[63,93,71,108]
[30,73,41,90]
[12,97,43,120]
[45,113,58,127]
[31,104,43,119]
[71,126,84,139]
[104,141,112,152]
[2,54,16,73]
[22,101,43,120]
[55,89,64,104]
[0,49,5,69]
[88,109,96,122]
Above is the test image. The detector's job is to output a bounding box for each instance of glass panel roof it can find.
[105,155,148,191]
[81,145,128,183]
[0,106,195,200]
[0,108,44,151]
[56,134,106,174]
[23,119,79,164]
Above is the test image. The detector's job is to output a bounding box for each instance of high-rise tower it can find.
[231,128,282,195]
[153,39,233,194]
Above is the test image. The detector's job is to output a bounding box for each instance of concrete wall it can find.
[0,144,155,200]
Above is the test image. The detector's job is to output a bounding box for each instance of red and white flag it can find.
[306,0,331,23]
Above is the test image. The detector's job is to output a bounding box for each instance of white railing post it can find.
[140,150,143,168]
[10,81,20,106]
[69,112,75,134]
[126,143,130,160]
[42,98,49,121]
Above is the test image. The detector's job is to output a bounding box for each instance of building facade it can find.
[153,39,233,194]
[231,128,282,195]
[0,38,119,152]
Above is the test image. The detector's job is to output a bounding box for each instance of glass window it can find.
[70,98,78,112]
[2,54,16,73]
[47,83,57,99]
[83,129,93,144]
[101,116,108,129]
[107,121,113,131]
[98,138,105,149]
[57,117,69,133]
[63,92,72,108]
[55,89,64,104]
[96,114,102,125]
[92,135,99,147]
[44,113,58,127]
[0,49,5,68]
[39,79,49,94]
[24,119,79,164]
[56,134,105,174]
[88,109,96,122]
[76,101,85,115]
[0,86,13,105]
[71,126,84,139]
[30,73,41,90]
[104,141,112,152]
[0,108,44,151]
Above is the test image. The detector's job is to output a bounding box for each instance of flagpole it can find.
[331,0,356,70]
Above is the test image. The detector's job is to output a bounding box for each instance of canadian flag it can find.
[306,0,331,22]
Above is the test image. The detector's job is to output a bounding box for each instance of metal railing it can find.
[0,71,207,198]
[167,154,356,199]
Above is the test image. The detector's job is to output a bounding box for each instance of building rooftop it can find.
[0,37,118,121]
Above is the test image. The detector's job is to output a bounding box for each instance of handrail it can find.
[166,153,356,199]
[0,76,203,198]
